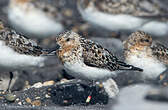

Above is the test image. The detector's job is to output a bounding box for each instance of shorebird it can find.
[123,31,167,79]
[0,20,52,91]
[77,0,168,36]
[54,31,143,98]
[7,0,64,38]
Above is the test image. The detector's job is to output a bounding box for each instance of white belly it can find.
[0,41,45,72]
[126,55,166,79]
[8,6,64,38]
[78,5,168,36]
[64,61,117,81]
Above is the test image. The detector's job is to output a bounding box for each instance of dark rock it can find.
[50,80,108,106]
[145,87,168,102]
[0,79,109,108]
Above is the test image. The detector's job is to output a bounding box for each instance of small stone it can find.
[5,93,16,102]
[31,82,43,88]
[43,80,55,86]
[60,78,69,84]
[18,102,22,105]
[16,98,19,101]
[48,88,51,91]
[35,97,40,100]
[45,94,51,98]
[98,83,104,88]
[24,81,31,90]
[32,100,41,106]
[25,97,31,103]
[63,100,68,104]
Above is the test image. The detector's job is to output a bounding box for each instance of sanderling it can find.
[77,0,168,36]
[7,0,64,38]
[54,31,143,97]
[0,20,52,91]
[123,31,167,79]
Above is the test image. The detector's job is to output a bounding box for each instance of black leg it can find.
[6,72,13,92]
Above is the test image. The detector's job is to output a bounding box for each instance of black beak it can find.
[55,43,61,50]
[41,44,60,56]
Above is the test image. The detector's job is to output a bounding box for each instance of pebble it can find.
[5,93,16,102]
[32,100,41,106]
[43,80,55,86]
[25,97,31,103]
[31,82,43,88]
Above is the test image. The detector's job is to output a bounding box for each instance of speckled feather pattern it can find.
[151,43,168,64]
[123,31,168,78]
[79,0,167,17]
[0,28,44,56]
[80,37,122,71]
[124,31,168,64]
[56,31,143,72]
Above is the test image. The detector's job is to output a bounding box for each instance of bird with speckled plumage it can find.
[0,20,52,91]
[77,0,168,36]
[7,0,64,38]
[123,31,168,79]
[54,31,143,98]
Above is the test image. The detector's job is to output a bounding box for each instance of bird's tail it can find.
[117,61,143,72]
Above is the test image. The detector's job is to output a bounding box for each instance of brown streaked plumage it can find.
[151,43,168,64]
[55,31,143,98]
[123,31,167,79]
[0,21,52,91]
[78,0,167,17]
[0,28,44,56]
[55,31,143,81]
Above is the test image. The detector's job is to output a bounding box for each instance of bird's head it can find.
[123,31,152,51]
[55,31,81,51]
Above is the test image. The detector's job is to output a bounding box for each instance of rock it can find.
[145,87,168,102]
[43,80,55,86]
[50,79,108,106]
[31,82,43,89]
[0,79,109,108]
[31,100,41,106]
[4,93,16,102]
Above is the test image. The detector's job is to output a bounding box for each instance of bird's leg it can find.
[6,72,13,92]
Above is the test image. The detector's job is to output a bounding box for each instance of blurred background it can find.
[0,0,168,91]
[0,0,168,109]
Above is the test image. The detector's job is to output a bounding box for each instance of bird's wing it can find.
[151,42,168,64]
[80,38,143,72]
[0,28,44,56]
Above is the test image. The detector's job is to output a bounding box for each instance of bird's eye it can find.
[145,39,149,42]
[66,38,70,42]
[140,39,149,42]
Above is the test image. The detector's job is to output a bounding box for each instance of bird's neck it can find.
[57,45,83,64]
